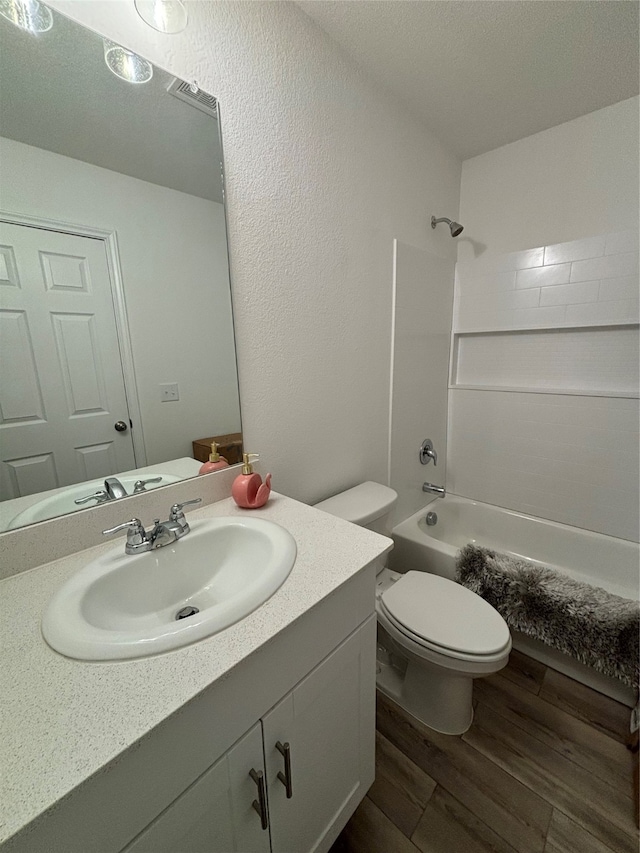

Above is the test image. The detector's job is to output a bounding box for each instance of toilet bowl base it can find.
[376,656,474,735]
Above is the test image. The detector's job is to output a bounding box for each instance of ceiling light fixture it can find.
[0,0,53,34]
[103,38,153,84]
[133,0,187,34]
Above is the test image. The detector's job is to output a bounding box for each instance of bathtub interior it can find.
[395,494,639,601]
[390,493,639,707]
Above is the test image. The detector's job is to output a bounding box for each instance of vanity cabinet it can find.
[121,616,375,853]
[2,565,382,853]
[123,723,269,853]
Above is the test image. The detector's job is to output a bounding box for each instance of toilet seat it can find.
[379,571,511,659]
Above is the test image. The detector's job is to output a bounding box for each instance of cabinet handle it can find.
[276,741,293,798]
[249,768,269,830]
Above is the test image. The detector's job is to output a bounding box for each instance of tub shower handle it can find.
[419,439,437,466]
[276,741,293,798]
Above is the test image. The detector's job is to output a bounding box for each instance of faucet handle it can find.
[168,499,202,537]
[102,518,147,546]
[133,477,162,494]
[169,498,202,521]
[419,439,437,466]
[75,490,109,506]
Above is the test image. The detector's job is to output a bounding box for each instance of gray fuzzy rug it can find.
[456,544,639,689]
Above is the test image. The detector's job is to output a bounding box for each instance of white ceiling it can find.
[297,1,640,160]
[0,9,223,202]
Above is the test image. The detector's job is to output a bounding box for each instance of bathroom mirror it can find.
[0,6,242,532]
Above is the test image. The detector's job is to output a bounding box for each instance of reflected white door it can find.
[0,221,136,500]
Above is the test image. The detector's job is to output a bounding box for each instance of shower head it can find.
[431,215,464,237]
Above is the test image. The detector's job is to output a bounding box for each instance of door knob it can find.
[114,420,128,432]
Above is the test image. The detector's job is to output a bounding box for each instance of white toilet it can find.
[315,482,512,735]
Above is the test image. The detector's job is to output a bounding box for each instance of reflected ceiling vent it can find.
[167,78,218,118]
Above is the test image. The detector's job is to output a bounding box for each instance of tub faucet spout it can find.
[423,482,446,497]
[104,477,127,499]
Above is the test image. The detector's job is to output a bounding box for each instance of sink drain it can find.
[175,605,199,620]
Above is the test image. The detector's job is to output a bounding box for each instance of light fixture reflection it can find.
[0,0,53,33]
[103,39,153,84]
[134,0,187,34]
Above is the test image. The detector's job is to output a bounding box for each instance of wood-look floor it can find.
[330,650,639,853]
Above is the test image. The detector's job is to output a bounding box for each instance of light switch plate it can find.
[160,383,179,402]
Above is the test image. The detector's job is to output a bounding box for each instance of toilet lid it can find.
[380,571,510,656]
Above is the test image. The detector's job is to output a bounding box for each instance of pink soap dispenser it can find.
[232,453,272,508]
[198,441,230,474]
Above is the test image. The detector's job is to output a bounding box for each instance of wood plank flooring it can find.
[330,650,638,853]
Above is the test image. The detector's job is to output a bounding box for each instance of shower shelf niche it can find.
[450,325,639,398]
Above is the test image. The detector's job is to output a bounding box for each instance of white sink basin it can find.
[42,517,297,661]
[9,474,182,528]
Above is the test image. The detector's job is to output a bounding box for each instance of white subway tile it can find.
[565,299,640,326]
[509,247,545,271]
[598,276,640,302]
[516,264,571,289]
[539,280,599,307]
[494,288,540,310]
[455,270,517,294]
[472,247,544,274]
[457,288,492,315]
[512,305,566,327]
[456,264,516,293]
[605,230,639,255]
[457,287,538,322]
[544,235,605,265]
[475,271,517,292]
[570,251,639,282]
[457,289,539,330]
[455,307,514,332]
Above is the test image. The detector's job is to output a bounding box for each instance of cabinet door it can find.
[122,722,270,853]
[262,616,377,853]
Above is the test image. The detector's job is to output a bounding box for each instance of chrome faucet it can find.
[102,499,202,555]
[104,477,127,499]
[74,476,164,506]
[422,482,446,498]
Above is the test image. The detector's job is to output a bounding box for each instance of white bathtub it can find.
[390,494,639,705]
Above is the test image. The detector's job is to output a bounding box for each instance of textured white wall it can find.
[1,137,240,466]
[457,97,639,260]
[45,0,461,505]
[450,99,639,542]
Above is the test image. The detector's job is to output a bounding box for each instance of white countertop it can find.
[0,492,392,844]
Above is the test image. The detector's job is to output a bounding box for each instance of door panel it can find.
[0,308,44,420]
[0,221,136,499]
[51,312,109,415]
[122,722,270,853]
[262,616,377,853]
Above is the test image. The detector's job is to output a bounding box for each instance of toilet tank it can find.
[314,482,398,537]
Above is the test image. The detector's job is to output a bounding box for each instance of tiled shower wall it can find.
[454,232,638,332]
[447,230,639,542]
